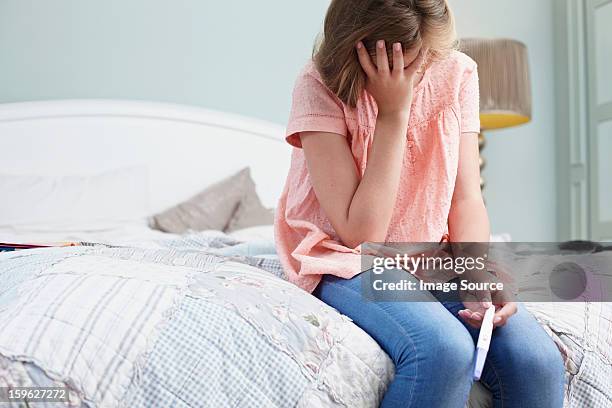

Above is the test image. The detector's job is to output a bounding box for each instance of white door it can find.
[586,0,612,240]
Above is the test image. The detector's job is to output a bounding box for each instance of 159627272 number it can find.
[0,387,69,402]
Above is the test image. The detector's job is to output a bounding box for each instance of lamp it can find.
[460,38,532,191]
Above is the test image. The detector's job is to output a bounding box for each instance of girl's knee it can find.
[501,308,565,380]
[394,330,474,376]
[433,332,475,373]
[526,340,565,380]
[500,335,565,388]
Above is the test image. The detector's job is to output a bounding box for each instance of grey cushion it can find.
[225,193,275,233]
[151,168,273,234]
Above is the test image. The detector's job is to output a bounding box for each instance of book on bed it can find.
[0,242,93,252]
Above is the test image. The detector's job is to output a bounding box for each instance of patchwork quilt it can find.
[0,233,610,407]
[0,244,392,407]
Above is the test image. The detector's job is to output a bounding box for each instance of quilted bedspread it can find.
[0,245,392,407]
[0,233,610,407]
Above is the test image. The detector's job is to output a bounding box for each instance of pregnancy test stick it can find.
[473,306,496,381]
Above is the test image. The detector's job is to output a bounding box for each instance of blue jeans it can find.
[313,270,565,408]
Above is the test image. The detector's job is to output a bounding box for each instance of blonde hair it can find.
[313,0,457,107]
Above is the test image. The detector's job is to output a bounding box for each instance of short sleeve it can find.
[459,62,481,134]
[285,68,348,148]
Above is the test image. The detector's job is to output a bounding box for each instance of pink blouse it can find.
[274,50,481,293]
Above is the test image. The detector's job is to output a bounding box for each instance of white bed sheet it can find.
[0,219,179,247]
[0,222,276,249]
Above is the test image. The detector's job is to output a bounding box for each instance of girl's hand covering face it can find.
[356,40,426,118]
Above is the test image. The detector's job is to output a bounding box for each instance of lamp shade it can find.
[460,38,532,130]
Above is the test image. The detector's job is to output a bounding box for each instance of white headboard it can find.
[0,99,292,212]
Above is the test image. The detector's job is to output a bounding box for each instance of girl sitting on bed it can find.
[274,0,565,407]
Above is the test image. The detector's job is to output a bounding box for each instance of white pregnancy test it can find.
[473,306,496,381]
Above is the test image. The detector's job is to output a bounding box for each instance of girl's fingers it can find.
[477,290,492,310]
[493,302,517,327]
[471,312,483,321]
[467,319,482,328]
[356,41,376,78]
[459,310,483,328]
[458,309,472,319]
[392,42,404,75]
[376,40,390,74]
[405,48,427,77]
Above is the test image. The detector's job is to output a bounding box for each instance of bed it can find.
[0,100,610,408]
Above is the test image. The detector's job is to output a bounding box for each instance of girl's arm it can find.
[301,41,425,248]
[448,132,489,242]
[449,136,517,328]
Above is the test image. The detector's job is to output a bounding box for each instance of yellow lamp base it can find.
[480,113,530,130]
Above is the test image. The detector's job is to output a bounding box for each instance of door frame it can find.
[585,0,612,240]
[554,0,590,240]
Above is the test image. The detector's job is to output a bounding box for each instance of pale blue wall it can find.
[450,0,557,241]
[0,0,557,240]
[0,0,329,123]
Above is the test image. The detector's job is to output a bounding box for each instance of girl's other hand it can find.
[459,301,518,329]
[356,40,425,119]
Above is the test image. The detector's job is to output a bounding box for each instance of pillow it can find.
[0,166,149,229]
[225,193,275,233]
[151,168,273,234]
